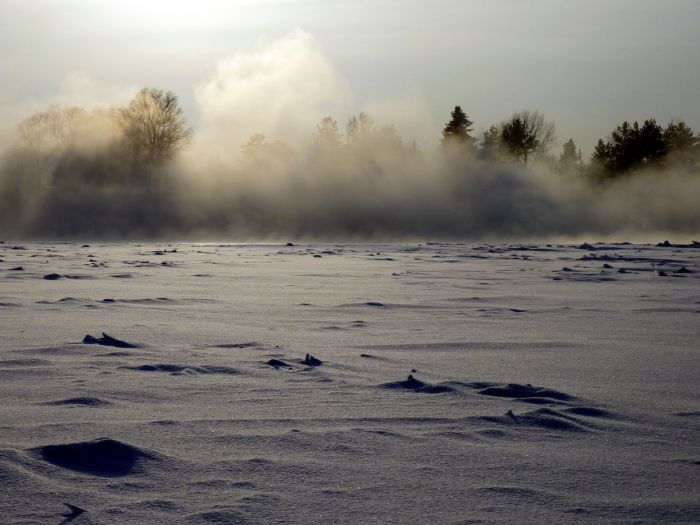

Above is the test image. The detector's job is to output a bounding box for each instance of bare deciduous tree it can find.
[18,106,87,151]
[120,88,191,166]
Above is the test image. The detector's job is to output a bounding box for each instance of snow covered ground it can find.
[1,241,698,524]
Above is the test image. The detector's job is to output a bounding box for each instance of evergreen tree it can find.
[637,119,666,165]
[479,125,501,160]
[593,119,666,176]
[663,120,697,168]
[441,106,476,151]
[557,138,581,174]
[591,139,612,166]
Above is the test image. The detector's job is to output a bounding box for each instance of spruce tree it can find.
[441,106,476,151]
[557,139,581,174]
[479,125,501,160]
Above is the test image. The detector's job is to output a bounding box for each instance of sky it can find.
[1,0,699,156]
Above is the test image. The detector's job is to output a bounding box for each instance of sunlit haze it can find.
[1,4,699,522]
[2,0,699,153]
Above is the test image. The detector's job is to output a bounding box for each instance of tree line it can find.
[2,89,699,194]
[242,105,699,180]
[2,87,699,238]
[440,105,699,178]
[6,88,191,189]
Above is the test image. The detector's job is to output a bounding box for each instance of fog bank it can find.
[1,31,698,241]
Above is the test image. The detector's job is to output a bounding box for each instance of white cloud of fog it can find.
[0,28,698,241]
[194,30,348,157]
[361,98,441,150]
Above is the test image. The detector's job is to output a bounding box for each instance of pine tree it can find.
[441,106,476,151]
[593,119,666,176]
[591,139,613,173]
[479,125,501,160]
[663,121,697,168]
[557,139,581,174]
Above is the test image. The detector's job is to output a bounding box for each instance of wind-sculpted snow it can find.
[475,382,574,402]
[121,364,240,375]
[32,438,156,477]
[0,241,698,523]
[43,396,112,407]
[381,375,456,394]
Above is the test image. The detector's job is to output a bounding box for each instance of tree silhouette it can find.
[500,110,555,165]
[557,139,581,174]
[664,121,694,151]
[441,106,476,152]
[479,125,501,160]
[119,88,191,166]
[663,120,697,168]
[592,119,666,175]
[637,119,666,165]
[591,139,613,176]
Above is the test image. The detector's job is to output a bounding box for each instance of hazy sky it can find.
[1,0,699,154]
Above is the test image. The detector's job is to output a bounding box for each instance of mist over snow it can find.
[1,5,700,524]
[0,30,698,241]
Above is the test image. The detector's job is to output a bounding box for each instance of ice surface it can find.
[0,241,699,523]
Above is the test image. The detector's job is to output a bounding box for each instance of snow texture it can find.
[0,241,699,523]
